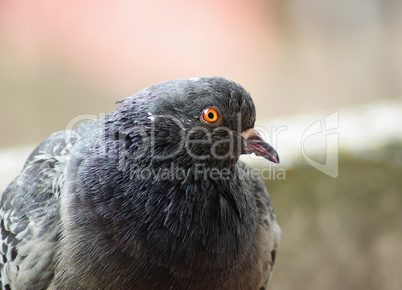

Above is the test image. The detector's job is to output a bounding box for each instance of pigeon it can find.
[0,77,281,289]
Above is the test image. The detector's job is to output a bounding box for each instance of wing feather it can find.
[0,128,81,289]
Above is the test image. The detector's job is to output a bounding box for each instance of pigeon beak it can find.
[240,128,280,163]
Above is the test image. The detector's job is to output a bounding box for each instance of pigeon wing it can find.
[0,130,78,289]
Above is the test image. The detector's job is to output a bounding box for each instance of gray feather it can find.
[0,128,84,289]
[1,77,281,289]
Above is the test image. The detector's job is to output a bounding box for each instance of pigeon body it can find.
[0,77,281,289]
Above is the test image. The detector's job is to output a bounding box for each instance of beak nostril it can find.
[240,128,280,164]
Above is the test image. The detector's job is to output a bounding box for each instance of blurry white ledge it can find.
[2,99,402,191]
[0,145,35,193]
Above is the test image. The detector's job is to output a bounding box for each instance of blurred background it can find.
[0,0,401,289]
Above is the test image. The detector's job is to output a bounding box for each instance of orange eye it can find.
[202,107,220,123]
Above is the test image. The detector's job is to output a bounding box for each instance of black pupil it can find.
[208,112,215,120]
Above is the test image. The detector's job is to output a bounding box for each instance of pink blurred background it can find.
[0,0,277,93]
[1,0,401,148]
[1,0,400,148]
[1,2,402,289]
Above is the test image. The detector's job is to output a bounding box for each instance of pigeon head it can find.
[108,77,279,167]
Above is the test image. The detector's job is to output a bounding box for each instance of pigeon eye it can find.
[201,107,221,124]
